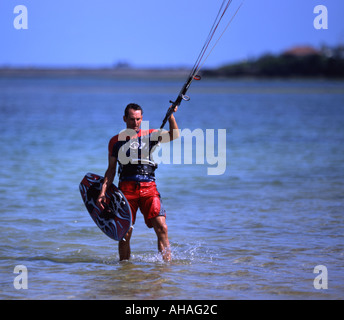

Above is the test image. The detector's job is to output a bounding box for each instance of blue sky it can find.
[0,0,343,68]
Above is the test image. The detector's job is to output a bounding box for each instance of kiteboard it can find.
[79,173,132,241]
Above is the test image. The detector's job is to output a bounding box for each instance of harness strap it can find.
[120,163,157,179]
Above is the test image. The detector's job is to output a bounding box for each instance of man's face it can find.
[123,108,142,131]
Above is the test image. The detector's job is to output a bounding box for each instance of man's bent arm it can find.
[168,113,179,141]
[159,106,180,143]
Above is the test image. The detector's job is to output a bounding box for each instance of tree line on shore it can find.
[204,45,344,78]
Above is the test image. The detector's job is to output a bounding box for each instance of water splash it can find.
[122,241,219,265]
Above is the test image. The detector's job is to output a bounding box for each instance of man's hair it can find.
[124,103,143,117]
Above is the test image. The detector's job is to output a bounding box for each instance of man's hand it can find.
[170,105,178,113]
[96,195,106,211]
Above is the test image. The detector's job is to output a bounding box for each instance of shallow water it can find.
[0,76,343,299]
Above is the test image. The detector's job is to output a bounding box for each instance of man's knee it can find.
[152,217,168,235]
[120,227,133,244]
[158,222,168,236]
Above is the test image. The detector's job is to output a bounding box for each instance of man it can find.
[96,103,179,261]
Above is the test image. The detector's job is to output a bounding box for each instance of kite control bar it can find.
[160,75,201,130]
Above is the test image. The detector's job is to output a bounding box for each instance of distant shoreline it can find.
[1,67,343,80]
[0,67,191,79]
[2,45,344,79]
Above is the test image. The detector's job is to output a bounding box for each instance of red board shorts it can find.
[118,181,166,228]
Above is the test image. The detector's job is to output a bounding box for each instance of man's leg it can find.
[151,216,171,261]
[118,227,133,261]
[118,181,139,261]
